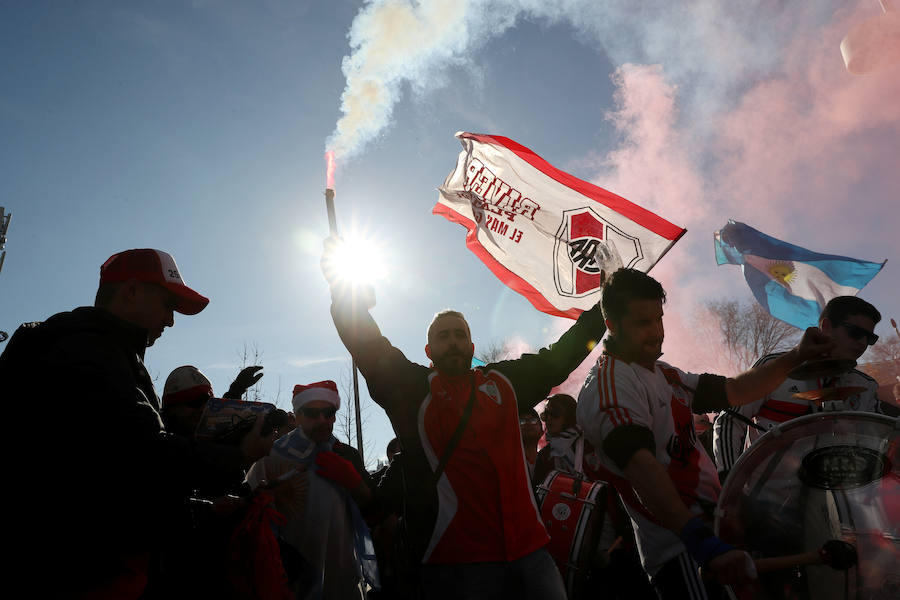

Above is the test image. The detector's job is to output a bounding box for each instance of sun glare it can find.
[327,231,389,285]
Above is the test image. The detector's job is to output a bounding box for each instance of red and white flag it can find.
[435,132,687,318]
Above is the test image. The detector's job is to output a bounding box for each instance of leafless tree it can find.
[476,339,512,364]
[868,336,900,363]
[335,361,377,468]
[858,332,900,389]
[235,341,286,408]
[701,298,801,373]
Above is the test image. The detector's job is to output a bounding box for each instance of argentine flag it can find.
[714,220,885,329]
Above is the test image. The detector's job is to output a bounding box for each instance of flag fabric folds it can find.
[435,132,687,319]
[714,220,886,329]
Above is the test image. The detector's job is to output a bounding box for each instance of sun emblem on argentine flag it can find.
[764,259,796,288]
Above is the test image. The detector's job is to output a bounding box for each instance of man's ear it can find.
[604,317,616,335]
[469,342,475,355]
[819,318,834,335]
[122,278,142,303]
[425,344,432,359]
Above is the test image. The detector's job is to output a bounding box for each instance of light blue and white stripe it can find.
[714,220,885,329]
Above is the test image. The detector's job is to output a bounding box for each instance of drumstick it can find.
[755,539,857,573]
[703,540,857,579]
[754,550,822,573]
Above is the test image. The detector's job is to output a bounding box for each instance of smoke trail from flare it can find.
[325,0,846,160]
[326,0,476,160]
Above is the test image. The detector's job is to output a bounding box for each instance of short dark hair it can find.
[601,268,666,324]
[94,282,123,308]
[386,438,400,456]
[545,394,577,429]
[819,296,881,327]
[427,309,470,342]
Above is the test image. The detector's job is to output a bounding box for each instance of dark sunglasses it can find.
[300,406,338,419]
[519,415,540,425]
[840,322,878,346]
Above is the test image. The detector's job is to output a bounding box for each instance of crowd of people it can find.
[2,244,893,600]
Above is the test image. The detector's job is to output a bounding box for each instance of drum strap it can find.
[432,372,478,484]
[574,435,585,475]
[723,407,767,433]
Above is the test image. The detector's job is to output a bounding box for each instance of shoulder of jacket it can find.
[848,368,878,384]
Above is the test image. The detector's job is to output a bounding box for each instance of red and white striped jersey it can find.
[577,353,721,575]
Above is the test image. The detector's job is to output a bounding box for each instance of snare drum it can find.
[715,411,899,600]
[535,470,617,597]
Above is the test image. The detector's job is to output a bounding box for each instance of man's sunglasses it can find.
[300,406,338,419]
[840,322,878,346]
[519,415,541,425]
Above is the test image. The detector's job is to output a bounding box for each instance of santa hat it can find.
[292,380,340,412]
[162,365,213,409]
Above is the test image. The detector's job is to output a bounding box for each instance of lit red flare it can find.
[325,150,337,189]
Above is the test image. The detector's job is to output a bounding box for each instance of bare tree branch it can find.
[235,341,284,407]
[702,298,801,373]
[476,339,511,364]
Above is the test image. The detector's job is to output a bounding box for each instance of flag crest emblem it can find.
[435,132,686,319]
[554,207,642,297]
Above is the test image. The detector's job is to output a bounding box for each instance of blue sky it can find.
[2,1,897,465]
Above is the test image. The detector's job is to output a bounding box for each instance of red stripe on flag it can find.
[432,202,582,319]
[458,132,687,241]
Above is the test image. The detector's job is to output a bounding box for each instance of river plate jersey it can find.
[577,354,721,575]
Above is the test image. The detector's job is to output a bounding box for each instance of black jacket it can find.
[1,307,245,594]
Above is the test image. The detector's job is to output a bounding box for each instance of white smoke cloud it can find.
[327,0,847,159]
[327,0,515,158]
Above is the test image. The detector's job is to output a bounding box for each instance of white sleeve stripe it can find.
[600,358,630,427]
[676,553,709,600]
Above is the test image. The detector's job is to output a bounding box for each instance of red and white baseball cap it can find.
[292,380,340,412]
[100,249,209,315]
[162,365,213,409]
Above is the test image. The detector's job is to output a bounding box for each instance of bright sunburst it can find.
[324,229,389,286]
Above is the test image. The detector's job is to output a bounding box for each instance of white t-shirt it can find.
[577,354,721,575]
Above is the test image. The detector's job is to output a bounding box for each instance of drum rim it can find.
[715,411,897,531]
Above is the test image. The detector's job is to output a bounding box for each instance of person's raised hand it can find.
[225,365,264,399]
[320,236,376,308]
[795,326,835,362]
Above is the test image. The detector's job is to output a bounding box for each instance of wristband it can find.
[679,516,734,567]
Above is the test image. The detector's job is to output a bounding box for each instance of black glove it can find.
[224,365,264,399]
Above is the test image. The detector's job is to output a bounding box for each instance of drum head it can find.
[716,412,899,599]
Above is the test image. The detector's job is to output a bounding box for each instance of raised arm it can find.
[322,236,391,378]
[497,301,607,411]
[724,327,833,407]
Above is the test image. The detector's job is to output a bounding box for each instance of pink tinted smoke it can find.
[587,1,899,373]
[713,2,900,238]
